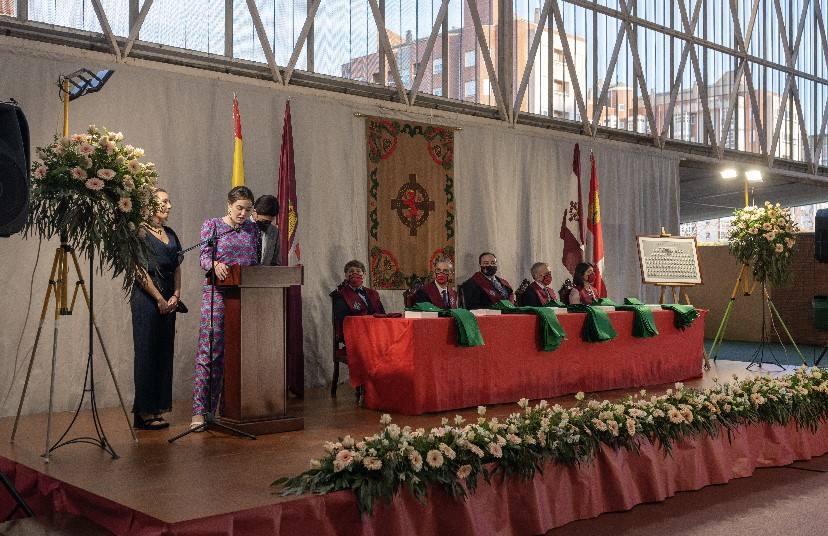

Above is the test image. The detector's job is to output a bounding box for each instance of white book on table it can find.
[404,311,440,319]
[470,309,502,316]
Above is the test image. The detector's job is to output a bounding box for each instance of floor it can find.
[0,359,824,536]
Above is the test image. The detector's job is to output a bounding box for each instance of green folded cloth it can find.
[408,302,484,347]
[615,297,659,338]
[491,300,566,351]
[592,298,617,307]
[547,299,567,308]
[661,304,699,330]
[566,304,617,342]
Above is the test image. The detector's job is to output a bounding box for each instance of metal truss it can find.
[2,0,826,180]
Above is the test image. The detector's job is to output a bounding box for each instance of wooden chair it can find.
[514,278,531,306]
[329,291,363,405]
[403,278,425,307]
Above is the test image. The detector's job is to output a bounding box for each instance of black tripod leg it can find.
[206,420,257,440]
[0,471,34,520]
[816,346,828,367]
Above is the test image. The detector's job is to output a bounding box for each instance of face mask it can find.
[256,220,271,232]
[541,274,553,286]
[435,273,449,285]
[481,266,497,277]
[586,274,596,284]
[348,273,364,288]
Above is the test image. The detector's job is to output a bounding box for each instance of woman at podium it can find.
[190,186,259,431]
[131,188,182,430]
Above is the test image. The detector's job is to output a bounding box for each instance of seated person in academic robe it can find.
[413,255,458,308]
[460,251,514,309]
[330,260,386,345]
[518,262,559,307]
[563,262,597,305]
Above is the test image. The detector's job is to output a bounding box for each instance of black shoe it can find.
[134,414,170,430]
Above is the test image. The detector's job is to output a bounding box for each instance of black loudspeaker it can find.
[817,209,828,262]
[0,100,30,237]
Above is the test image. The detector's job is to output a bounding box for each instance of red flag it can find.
[560,144,584,275]
[586,151,607,298]
[277,100,304,396]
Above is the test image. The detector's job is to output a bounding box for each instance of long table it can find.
[344,309,706,415]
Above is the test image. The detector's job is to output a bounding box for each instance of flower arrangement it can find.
[275,368,828,514]
[727,202,799,286]
[27,126,161,291]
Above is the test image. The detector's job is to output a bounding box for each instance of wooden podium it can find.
[217,265,304,435]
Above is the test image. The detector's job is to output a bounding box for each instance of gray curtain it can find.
[0,43,678,417]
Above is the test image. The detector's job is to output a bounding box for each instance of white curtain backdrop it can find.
[0,39,678,417]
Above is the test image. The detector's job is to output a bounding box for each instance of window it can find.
[433,58,442,75]
[434,87,442,97]
[618,103,626,112]
[482,78,490,96]
[553,80,566,94]
[553,50,564,63]
[464,80,475,97]
[464,50,475,68]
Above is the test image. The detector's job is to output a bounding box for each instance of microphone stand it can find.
[169,223,255,443]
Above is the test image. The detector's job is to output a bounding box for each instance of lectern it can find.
[217,265,304,435]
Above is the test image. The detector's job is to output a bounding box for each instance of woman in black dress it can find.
[131,188,182,430]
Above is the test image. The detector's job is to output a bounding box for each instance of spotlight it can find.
[745,169,763,182]
[720,168,739,179]
[58,69,115,102]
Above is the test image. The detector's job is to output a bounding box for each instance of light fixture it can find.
[745,169,763,182]
[58,69,115,102]
[720,168,739,179]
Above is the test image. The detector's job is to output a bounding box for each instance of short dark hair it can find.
[344,260,366,273]
[227,186,254,204]
[254,195,279,216]
[573,262,594,287]
[478,252,497,264]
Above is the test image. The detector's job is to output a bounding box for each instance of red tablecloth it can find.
[344,309,706,415]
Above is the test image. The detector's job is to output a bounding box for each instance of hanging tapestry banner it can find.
[366,116,456,289]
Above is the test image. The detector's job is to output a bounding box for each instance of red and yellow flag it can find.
[586,151,607,298]
[231,94,245,187]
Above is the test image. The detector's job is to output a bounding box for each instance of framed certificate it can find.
[636,235,702,285]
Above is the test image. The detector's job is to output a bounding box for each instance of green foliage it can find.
[273,369,828,515]
[727,202,798,287]
[26,127,161,293]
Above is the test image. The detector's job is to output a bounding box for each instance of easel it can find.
[10,78,135,461]
[655,284,693,305]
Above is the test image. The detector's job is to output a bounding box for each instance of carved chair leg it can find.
[331,360,340,397]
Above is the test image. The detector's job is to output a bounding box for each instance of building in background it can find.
[341,0,585,118]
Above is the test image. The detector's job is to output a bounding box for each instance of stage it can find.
[2,360,828,535]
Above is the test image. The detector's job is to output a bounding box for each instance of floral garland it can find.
[275,368,828,515]
[26,126,161,292]
[727,202,799,286]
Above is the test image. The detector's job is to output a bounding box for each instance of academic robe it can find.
[460,271,514,310]
[330,282,385,343]
[413,281,458,309]
[519,281,558,307]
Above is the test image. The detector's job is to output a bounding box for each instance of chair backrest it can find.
[515,278,531,304]
[329,289,342,352]
[403,278,425,307]
[558,279,574,305]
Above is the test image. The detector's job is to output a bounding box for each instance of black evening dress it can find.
[130,226,181,415]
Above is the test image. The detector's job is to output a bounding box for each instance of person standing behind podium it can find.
[330,260,385,346]
[253,194,280,265]
[460,252,514,309]
[190,186,259,431]
[131,188,182,430]
[519,262,559,307]
[413,255,458,308]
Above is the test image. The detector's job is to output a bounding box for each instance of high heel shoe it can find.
[134,414,170,430]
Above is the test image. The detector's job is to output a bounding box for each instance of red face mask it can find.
[348,273,364,287]
[435,273,449,285]
[541,274,553,286]
[586,273,596,284]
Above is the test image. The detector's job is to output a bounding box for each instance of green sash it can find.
[408,302,485,347]
[615,297,659,338]
[566,304,617,342]
[591,298,617,307]
[491,300,566,351]
[661,303,700,329]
